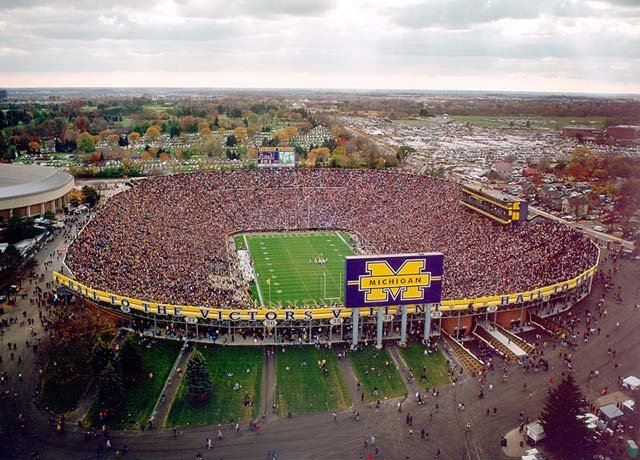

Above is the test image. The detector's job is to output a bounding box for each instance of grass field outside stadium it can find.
[398,344,451,388]
[237,231,355,307]
[167,346,263,427]
[349,348,407,401]
[275,346,351,416]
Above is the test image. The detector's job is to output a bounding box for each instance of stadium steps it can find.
[473,324,521,361]
[441,331,486,376]
[490,322,536,355]
[530,313,570,339]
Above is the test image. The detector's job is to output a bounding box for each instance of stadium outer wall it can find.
[53,240,599,345]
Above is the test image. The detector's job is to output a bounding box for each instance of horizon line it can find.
[2,86,639,97]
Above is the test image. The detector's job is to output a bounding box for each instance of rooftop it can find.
[0,164,73,200]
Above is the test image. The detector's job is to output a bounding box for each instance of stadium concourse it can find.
[0,194,638,460]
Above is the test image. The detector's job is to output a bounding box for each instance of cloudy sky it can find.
[0,0,638,93]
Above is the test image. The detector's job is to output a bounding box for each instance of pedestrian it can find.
[333,412,337,422]
[206,437,212,450]
[172,426,177,438]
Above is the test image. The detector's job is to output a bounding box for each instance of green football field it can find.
[237,231,354,307]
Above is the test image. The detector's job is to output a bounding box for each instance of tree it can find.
[145,126,161,141]
[75,116,90,133]
[4,213,39,244]
[96,361,124,415]
[82,185,99,206]
[28,140,41,153]
[77,132,95,153]
[0,245,23,278]
[186,350,212,403]
[119,336,143,382]
[396,145,415,164]
[90,338,117,379]
[127,132,141,144]
[540,375,592,460]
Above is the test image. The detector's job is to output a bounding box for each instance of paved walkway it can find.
[261,347,276,419]
[334,344,363,408]
[151,343,191,428]
[388,345,423,397]
[482,324,528,357]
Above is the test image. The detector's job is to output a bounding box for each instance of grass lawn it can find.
[167,346,263,427]
[143,104,173,113]
[242,231,354,307]
[393,118,431,126]
[450,115,606,129]
[399,343,451,388]
[107,338,182,429]
[349,348,406,401]
[275,346,351,416]
[118,117,137,128]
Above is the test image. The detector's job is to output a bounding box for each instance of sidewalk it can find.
[150,343,192,428]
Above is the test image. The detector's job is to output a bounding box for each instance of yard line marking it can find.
[335,231,351,249]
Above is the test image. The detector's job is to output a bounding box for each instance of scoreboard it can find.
[256,147,296,168]
[460,183,528,225]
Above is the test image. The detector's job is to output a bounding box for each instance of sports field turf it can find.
[349,348,406,401]
[167,346,263,427]
[275,346,351,416]
[399,344,451,388]
[238,231,354,307]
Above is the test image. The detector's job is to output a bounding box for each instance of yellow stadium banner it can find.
[53,260,598,321]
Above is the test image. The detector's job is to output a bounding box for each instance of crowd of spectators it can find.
[66,169,599,308]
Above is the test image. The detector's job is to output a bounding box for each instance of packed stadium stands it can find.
[66,169,599,309]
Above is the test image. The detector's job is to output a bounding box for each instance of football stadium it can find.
[56,169,599,360]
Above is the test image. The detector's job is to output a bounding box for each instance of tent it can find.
[622,376,640,390]
[525,421,546,444]
[599,403,624,421]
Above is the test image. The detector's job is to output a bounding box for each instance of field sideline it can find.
[238,231,354,307]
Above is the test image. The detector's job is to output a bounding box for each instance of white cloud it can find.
[0,0,637,93]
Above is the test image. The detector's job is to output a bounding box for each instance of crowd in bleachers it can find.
[66,169,599,308]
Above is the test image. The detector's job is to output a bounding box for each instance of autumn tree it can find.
[396,145,415,164]
[77,132,95,153]
[306,147,331,167]
[145,126,161,141]
[127,132,141,144]
[75,116,90,133]
[330,146,353,168]
[233,127,247,143]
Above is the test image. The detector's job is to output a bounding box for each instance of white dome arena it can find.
[0,164,74,219]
